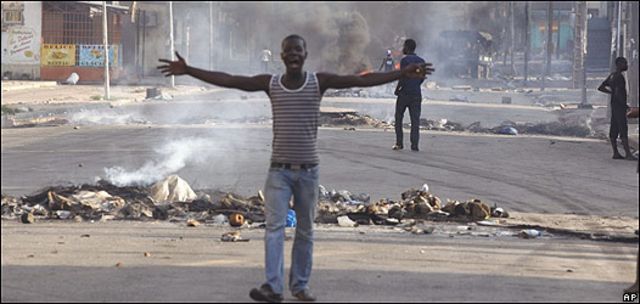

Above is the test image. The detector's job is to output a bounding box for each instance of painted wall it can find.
[1,1,42,79]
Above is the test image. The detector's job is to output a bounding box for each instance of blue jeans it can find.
[395,94,422,148]
[263,166,319,295]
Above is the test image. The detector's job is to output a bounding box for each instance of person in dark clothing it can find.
[379,50,395,72]
[393,39,426,151]
[598,57,636,160]
[379,50,395,95]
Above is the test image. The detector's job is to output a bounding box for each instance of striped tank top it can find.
[268,72,322,165]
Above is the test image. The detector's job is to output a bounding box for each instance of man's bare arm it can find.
[158,52,270,92]
[598,77,611,94]
[318,62,433,94]
[185,66,270,92]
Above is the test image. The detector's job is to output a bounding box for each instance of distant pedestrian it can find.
[379,50,394,72]
[598,57,636,160]
[393,39,426,152]
[261,47,272,73]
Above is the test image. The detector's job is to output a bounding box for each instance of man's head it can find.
[615,57,628,72]
[281,34,307,74]
[403,39,416,55]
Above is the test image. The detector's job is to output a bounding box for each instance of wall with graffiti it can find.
[1,2,42,79]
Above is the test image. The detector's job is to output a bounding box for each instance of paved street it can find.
[1,221,636,302]
[1,123,638,217]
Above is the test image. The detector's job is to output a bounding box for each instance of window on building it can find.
[2,2,25,31]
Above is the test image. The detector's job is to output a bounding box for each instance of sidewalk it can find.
[1,80,58,92]
[1,80,226,107]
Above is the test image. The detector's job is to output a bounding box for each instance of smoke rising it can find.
[104,138,214,187]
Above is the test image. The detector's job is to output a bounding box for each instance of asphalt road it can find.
[1,221,636,302]
[1,124,638,217]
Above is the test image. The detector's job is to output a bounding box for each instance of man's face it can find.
[281,38,307,72]
[402,45,409,55]
[618,59,628,71]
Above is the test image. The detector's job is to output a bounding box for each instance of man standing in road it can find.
[598,57,637,160]
[158,34,433,303]
[393,39,426,152]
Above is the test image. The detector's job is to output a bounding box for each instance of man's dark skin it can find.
[158,37,433,98]
[598,57,635,160]
[158,36,433,302]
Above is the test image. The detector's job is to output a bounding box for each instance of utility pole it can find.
[209,1,214,70]
[610,1,620,72]
[556,8,561,60]
[617,1,622,57]
[169,1,175,89]
[546,1,553,78]
[510,1,515,75]
[524,1,530,85]
[503,2,508,67]
[543,1,553,91]
[573,1,589,107]
[103,1,110,100]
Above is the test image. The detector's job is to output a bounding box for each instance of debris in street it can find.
[319,112,392,129]
[81,234,90,238]
[497,126,518,135]
[451,85,472,91]
[337,215,357,227]
[229,213,245,227]
[518,229,542,239]
[221,231,249,242]
[286,209,297,227]
[186,219,201,227]
[144,252,151,257]
[449,95,469,102]
[115,262,123,267]
[149,175,197,204]
[21,212,34,224]
[212,214,228,225]
[2,176,512,230]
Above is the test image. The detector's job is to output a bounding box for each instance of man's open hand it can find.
[157,52,187,77]
[401,63,435,79]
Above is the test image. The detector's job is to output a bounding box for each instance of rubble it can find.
[319,112,392,128]
[2,177,510,230]
[186,219,201,227]
[221,231,249,242]
[149,175,197,204]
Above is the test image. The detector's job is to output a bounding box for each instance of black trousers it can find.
[610,106,628,140]
[395,95,422,147]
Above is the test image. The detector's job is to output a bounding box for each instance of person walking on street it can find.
[393,39,426,152]
[598,57,637,160]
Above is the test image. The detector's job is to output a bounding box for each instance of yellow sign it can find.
[41,44,76,66]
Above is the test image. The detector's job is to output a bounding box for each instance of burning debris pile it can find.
[1,175,266,224]
[2,176,508,227]
[319,112,392,128]
[417,119,465,132]
[316,184,508,226]
[466,120,592,137]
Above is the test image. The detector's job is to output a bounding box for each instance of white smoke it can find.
[104,138,213,187]
[71,109,147,125]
